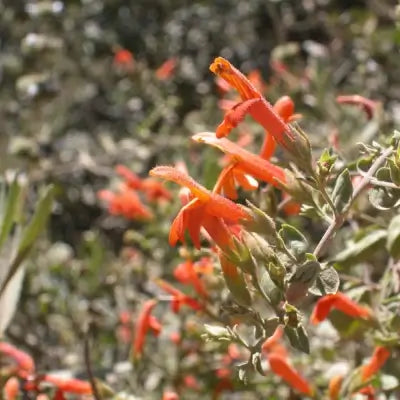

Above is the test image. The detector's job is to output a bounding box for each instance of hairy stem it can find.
[313,147,393,258]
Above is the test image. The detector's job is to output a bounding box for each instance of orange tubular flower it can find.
[336,95,378,120]
[192,132,286,188]
[260,96,301,160]
[132,300,162,360]
[162,391,179,400]
[115,165,142,190]
[361,346,390,382]
[149,166,250,249]
[113,49,134,69]
[267,353,313,396]
[156,279,203,313]
[173,259,208,298]
[140,178,172,202]
[98,186,153,220]
[156,58,177,80]
[42,376,92,395]
[4,377,20,400]
[247,69,266,93]
[209,57,294,147]
[0,342,35,377]
[310,292,371,324]
[261,326,288,359]
[328,375,343,400]
[115,165,171,202]
[356,386,375,399]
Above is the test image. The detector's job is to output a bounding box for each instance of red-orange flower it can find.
[356,385,375,399]
[156,58,177,80]
[215,76,232,95]
[282,192,301,216]
[267,353,313,396]
[361,346,390,382]
[173,259,208,298]
[140,178,172,202]
[261,326,288,359]
[4,377,19,400]
[192,132,287,188]
[132,300,162,360]
[209,57,294,147]
[42,376,93,395]
[193,256,214,275]
[247,69,266,93]
[150,166,250,249]
[0,342,35,378]
[183,374,200,390]
[98,185,153,220]
[115,165,171,202]
[115,164,142,189]
[162,391,179,400]
[260,95,301,160]
[328,375,343,400]
[336,95,378,120]
[156,279,203,313]
[310,292,371,324]
[113,49,134,69]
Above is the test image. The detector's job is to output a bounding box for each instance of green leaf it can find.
[376,167,392,182]
[317,148,337,177]
[388,158,400,186]
[289,260,321,285]
[334,230,387,267]
[332,168,352,212]
[259,270,282,305]
[284,324,310,354]
[219,255,252,307]
[263,317,280,336]
[309,266,340,296]
[203,324,231,340]
[0,178,22,248]
[18,185,54,256]
[387,214,400,258]
[279,224,308,259]
[0,185,54,297]
[369,187,400,210]
[251,352,265,376]
[244,201,277,240]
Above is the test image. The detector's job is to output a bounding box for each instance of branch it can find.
[313,146,393,258]
[84,328,103,400]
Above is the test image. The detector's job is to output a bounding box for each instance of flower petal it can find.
[336,95,378,120]
[361,346,390,382]
[210,57,261,100]
[193,132,286,187]
[150,166,210,201]
[267,353,313,396]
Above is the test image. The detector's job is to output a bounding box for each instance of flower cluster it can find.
[1,342,93,400]
[139,57,395,398]
[98,164,171,220]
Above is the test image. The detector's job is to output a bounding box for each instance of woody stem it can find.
[313,146,393,258]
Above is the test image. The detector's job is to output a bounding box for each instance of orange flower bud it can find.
[328,375,343,400]
[42,375,92,395]
[310,292,371,324]
[336,95,378,120]
[132,300,161,360]
[267,353,313,396]
[4,377,20,400]
[0,342,35,377]
[361,346,390,382]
